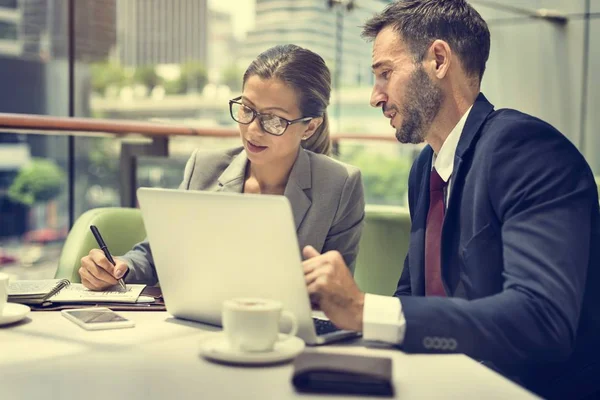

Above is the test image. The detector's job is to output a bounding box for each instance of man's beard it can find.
[394,66,444,144]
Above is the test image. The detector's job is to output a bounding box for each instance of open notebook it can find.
[8,279,147,305]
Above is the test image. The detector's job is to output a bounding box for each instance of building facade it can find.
[242,0,390,87]
[207,7,238,81]
[0,0,116,61]
[116,0,208,67]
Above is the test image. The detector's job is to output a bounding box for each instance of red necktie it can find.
[425,167,447,296]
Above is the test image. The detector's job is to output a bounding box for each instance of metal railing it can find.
[0,112,398,215]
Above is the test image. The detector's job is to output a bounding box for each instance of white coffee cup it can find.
[222,298,298,353]
[0,272,9,315]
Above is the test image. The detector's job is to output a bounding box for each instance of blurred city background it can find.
[0,0,598,279]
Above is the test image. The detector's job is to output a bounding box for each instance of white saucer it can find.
[0,303,30,327]
[199,333,305,365]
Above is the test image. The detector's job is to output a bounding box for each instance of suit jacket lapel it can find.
[441,93,495,294]
[217,151,247,193]
[284,149,312,231]
[453,93,495,168]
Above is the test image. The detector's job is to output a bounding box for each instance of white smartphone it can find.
[61,307,135,330]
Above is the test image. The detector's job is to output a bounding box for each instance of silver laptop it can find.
[137,187,359,345]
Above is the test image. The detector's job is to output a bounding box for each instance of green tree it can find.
[8,159,65,206]
[337,145,411,205]
[90,62,127,94]
[133,65,161,89]
[180,62,208,93]
[87,139,119,187]
[221,64,242,91]
[163,78,185,95]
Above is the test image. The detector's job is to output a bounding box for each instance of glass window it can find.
[0,0,411,280]
[0,0,69,279]
[0,21,17,40]
[76,0,411,216]
[0,0,18,9]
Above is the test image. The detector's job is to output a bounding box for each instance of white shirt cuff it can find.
[362,293,406,344]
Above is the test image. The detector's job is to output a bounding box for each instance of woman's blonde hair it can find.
[243,44,332,156]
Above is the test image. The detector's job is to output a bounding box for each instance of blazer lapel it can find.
[441,93,495,294]
[453,93,495,169]
[284,149,312,231]
[217,151,247,193]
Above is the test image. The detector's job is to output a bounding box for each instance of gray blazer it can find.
[121,146,365,285]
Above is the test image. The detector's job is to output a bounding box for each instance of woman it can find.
[79,44,365,290]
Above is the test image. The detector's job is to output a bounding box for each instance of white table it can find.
[0,311,538,400]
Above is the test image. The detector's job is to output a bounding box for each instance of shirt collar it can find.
[433,105,473,182]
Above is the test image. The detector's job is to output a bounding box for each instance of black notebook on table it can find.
[7,279,147,306]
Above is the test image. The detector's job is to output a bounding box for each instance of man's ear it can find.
[302,117,323,140]
[426,39,451,80]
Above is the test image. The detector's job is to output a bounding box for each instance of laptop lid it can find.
[137,187,357,345]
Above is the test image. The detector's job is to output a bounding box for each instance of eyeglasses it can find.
[229,96,313,136]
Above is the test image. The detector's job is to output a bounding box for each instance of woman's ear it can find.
[302,117,323,140]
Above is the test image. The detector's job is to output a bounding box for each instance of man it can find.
[302,1,600,398]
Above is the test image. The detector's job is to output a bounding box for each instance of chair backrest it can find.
[353,205,411,296]
[55,207,146,283]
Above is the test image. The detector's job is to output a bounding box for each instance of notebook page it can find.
[50,283,146,303]
[8,279,66,296]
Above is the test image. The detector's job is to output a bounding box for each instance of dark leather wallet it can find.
[292,351,394,397]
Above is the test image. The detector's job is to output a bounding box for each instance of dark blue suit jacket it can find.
[396,93,600,398]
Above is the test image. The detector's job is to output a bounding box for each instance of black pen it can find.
[90,225,127,290]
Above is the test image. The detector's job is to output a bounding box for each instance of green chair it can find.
[354,204,411,296]
[54,207,146,283]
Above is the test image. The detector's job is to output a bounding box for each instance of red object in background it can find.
[0,249,18,266]
[23,227,68,244]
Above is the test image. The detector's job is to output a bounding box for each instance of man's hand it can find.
[79,249,129,291]
[302,245,365,331]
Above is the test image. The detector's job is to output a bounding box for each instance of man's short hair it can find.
[362,0,491,82]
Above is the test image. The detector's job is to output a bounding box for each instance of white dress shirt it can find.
[362,106,473,344]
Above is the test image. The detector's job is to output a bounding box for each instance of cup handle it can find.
[278,310,298,341]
